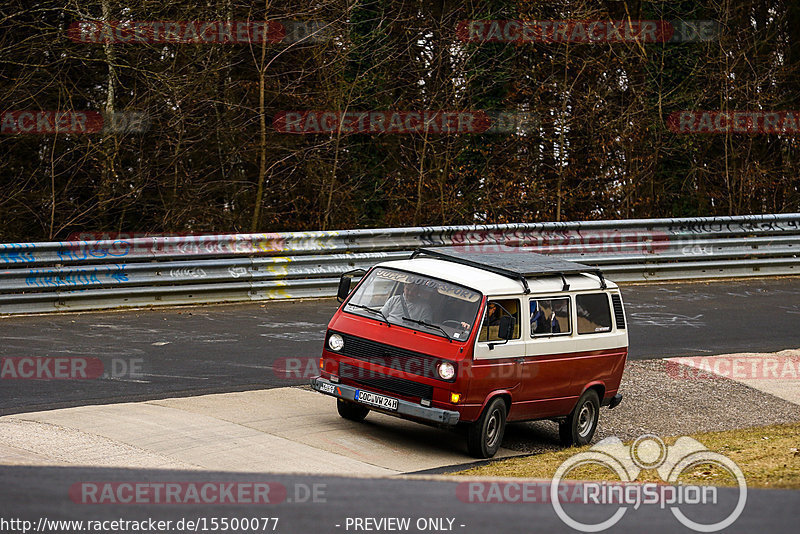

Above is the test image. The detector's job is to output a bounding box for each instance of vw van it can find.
[311,247,627,458]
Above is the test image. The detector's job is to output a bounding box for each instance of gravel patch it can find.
[500,358,800,454]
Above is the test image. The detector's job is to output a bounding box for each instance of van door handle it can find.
[516,358,526,364]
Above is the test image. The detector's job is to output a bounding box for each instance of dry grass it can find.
[456,422,800,489]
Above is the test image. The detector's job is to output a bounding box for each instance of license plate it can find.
[355,390,398,411]
[319,382,335,394]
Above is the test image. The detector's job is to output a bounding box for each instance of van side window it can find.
[478,299,521,342]
[530,297,571,336]
[576,293,613,334]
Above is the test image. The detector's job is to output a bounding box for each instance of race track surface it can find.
[1,278,798,415]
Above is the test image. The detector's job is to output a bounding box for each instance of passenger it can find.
[531,301,549,334]
[381,281,433,324]
[484,302,502,327]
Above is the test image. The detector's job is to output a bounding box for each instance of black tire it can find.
[559,389,600,447]
[337,399,369,422]
[467,397,507,458]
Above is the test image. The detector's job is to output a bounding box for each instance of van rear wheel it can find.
[337,399,369,422]
[559,390,599,446]
[467,398,507,458]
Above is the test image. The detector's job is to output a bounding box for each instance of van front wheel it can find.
[337,399,369,422]
[559,390,599,446]
[467,398,507,458]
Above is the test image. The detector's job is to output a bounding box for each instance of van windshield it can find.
[343,267,482,341]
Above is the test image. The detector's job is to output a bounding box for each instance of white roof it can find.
[375,257,617,296]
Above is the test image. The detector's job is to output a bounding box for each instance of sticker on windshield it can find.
[374,269,480,302]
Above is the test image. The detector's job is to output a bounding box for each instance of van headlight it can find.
[437,361,455,380]
[327,334,344,352]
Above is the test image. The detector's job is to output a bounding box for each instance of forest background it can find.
[1,0,798,242]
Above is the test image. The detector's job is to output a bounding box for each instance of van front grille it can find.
[335,332,454,381]
[339,362,434,400]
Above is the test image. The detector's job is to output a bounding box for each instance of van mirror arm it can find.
[487,339,508,351]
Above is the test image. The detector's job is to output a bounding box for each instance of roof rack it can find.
[410,247,606,293]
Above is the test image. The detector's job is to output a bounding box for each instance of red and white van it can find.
[311,247,627,458]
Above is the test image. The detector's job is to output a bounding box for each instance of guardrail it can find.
[1,214,798,314]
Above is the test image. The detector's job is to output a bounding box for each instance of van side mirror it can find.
[498,316,514,340]
[337,277,352,302]
[489,315,515,350]
[337,269,367,303]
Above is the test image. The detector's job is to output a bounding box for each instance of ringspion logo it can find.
[550,435,746,532]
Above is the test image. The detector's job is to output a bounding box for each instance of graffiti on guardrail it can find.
[168,267,207,279]
[0,243,36,264]
[667,218,800,234]
[24,265,128,287]
[58,232,288,258]
[57,242,131,262]
[228,266,248,278]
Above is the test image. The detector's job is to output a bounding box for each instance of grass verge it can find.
[455,422,800,489]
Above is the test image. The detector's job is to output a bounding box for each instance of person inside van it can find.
[485,302,502,326]
[531,300,549,334]
[481,300,519,341]
[381,281,433,324]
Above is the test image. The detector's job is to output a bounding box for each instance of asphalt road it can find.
[1,465,796,534]
[1,277,798,415]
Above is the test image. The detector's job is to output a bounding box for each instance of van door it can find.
[515,295,577,419]
[470,298,525,410]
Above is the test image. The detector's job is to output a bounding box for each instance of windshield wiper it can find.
[401,317,451,342]
[347,303,391,326]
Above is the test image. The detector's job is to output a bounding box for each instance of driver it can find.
[381,281,433,325]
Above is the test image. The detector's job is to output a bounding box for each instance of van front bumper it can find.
[310,376,460,426]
